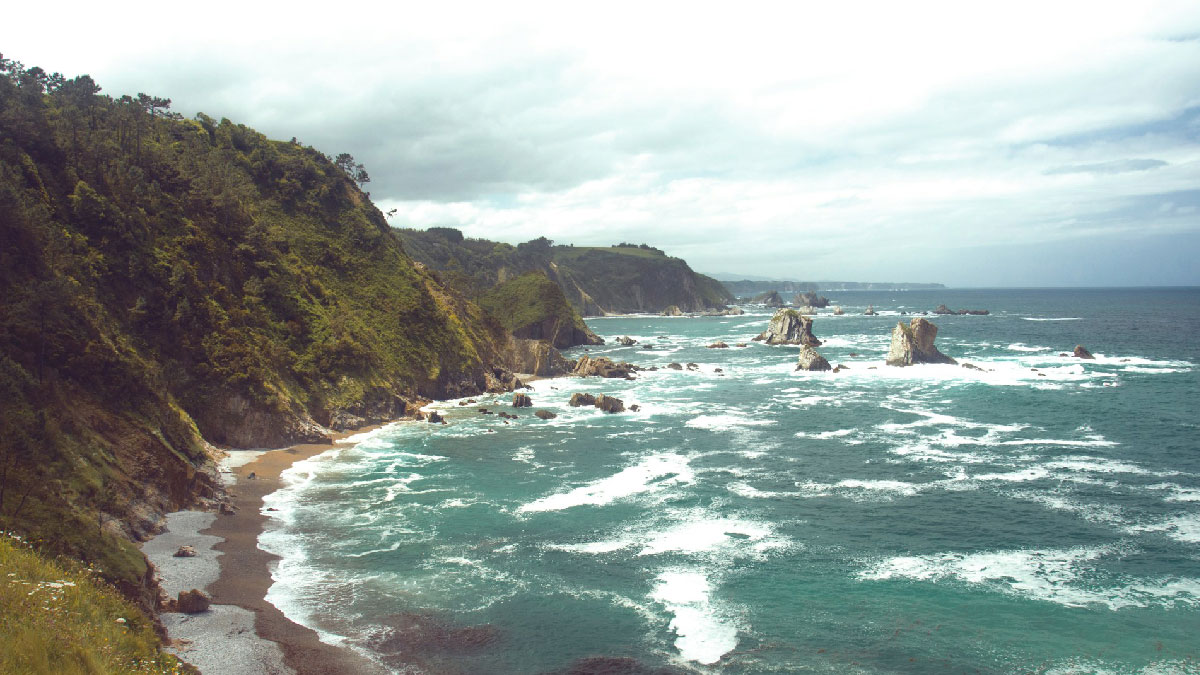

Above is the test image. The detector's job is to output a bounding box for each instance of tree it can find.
[334,152,370,188]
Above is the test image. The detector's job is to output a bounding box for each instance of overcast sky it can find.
[7,1,1199,286]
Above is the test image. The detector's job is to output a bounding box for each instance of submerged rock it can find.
[1073,344,1095,359]
[752,309,821,346]
[534,409,557,419]
[796,345,832,371]
[886,318,957,366]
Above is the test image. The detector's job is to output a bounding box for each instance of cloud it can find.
[1044,159,1169,175]
[4,0,1200,285]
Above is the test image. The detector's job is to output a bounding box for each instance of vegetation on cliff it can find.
[0,57,512,609]
[397,229,733,316]
[0,533,187,674]
[478,272,602,349]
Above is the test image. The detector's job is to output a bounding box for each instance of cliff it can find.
[0,59,519,608]
[478,272,603,349]
[397,229,733,316]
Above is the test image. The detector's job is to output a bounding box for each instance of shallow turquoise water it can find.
[260,289,1200,673]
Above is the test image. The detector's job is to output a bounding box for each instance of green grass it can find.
[0,533,186,675]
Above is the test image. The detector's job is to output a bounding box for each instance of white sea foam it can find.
[795,428,856,440]
[638,518,773,556]
[1044,456,1172,477]
[859,545,1200,609]
[517,452,693,513]
[1007,343,1052,352]
[651,570,739,665]
[1021,317,1082,321]
[685,414,775,431]
[1128,513,1200,544]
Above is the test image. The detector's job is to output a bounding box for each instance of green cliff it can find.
[397,229,734,316]
[478,272,602,349]
[0,58,517,613]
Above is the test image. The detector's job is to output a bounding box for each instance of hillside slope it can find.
[398,229,733,315]
[0,58,518,608]
[478,272,602,349]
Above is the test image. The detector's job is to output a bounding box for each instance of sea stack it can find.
[752,309,821,346]
[796,345,832,371]
[886,318,957,366]
[1072,345,1095,359]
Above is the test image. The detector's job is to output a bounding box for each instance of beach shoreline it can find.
[145,427,392,675]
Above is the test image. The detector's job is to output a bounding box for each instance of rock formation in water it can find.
[751,290,785,306]
[934,303,989,316]
[593,394,626,413]
[752,309,821,346]
[796,345,832,371]
[794,291,830,308]
[661,305,684,316]
[886,318,957,366]
[864,305,877,316]
[572,356,638,379]
[568,392,597,407]
[512,393,533,407]
[1073,345,1095,359]
[617,335,638,346]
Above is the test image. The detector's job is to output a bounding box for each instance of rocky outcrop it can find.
[752,309,821,346]
[886,318,957,366]
[661,305,684,316]
[594,394,625,413]
[1073,345,1095,359]
[794,291,830,308]
[751,290,785,306]
[832,306,844,315]
[935,304,989,316]
[795,345,832,371]
[573,355,638,379]
[569,392,597,407]
[500,338,573,377]
[512,393,533,407]
[864,305,877,316]
[708,342,729,349]
[617,336,638,346]
[698,306,745,316]
[534,410,557,419]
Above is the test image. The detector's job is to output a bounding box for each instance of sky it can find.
[6,1,1200,286]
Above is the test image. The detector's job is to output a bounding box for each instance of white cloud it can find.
[4,0,1200,284]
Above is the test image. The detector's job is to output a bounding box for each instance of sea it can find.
[258,288,1200,674]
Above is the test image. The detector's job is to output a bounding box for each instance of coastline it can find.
[146,430,390,675]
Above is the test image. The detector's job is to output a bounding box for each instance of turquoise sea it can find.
[258,288,1200,674]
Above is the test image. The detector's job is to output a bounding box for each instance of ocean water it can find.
[258,288,1200,674]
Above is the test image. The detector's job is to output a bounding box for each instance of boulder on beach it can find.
[1073,345,1095,359]
[512,392,533,407]
[795,345,832,372]
[594,394,625,413]
[568,392,596,407]
[752,309,821,346]
[177,589,211,614]
[886,318,957,366]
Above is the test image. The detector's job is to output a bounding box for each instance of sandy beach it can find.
[144,436,389,675]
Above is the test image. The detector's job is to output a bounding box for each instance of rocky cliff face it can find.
[886,318,957,366]
[753,309,822,346]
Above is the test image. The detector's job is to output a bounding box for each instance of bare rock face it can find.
[886,318,957,366]
[795,345,832,372]
[573,355,638,379]
[502,338,573,377]
[594,394,625,413]
[1073,345,1095,359]
[752,309,821,346]
[512,393,533,407]
[569,392,597,407]
[177,589,211,614]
